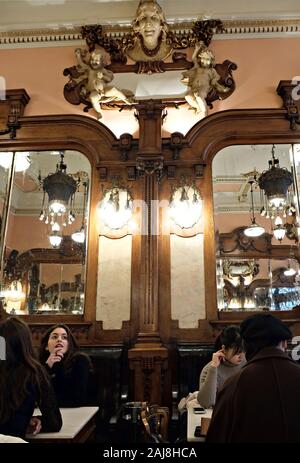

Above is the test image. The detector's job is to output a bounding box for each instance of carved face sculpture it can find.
[90,50,103,69]
[198,50,214,68]
[134,1,165,49]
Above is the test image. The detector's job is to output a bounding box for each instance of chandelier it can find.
[258,144,295,242]
[97,183,133,230]
[39,152,79,247]
[168,178,202,229]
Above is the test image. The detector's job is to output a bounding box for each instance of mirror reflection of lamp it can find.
[97,184,133,230]
[38,152,79,248]
[284,250,297,277]
[168,180,202,229]
[259,144,295,242]
[49,222,62,248]
[72,181,88,244]
[244,180,265,237]
[0,151,31,172]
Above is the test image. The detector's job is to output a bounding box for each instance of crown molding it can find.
[1,19,300,48]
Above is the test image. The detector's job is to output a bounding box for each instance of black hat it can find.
[240,314,292,342]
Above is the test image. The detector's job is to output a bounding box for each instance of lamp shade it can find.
[244,218,265,237]
[258,145,293,208]
[43,170,77,208]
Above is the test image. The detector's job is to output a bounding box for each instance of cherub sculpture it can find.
[181,43,230,117]
[74,48,134,119]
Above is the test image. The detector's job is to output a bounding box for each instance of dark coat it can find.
[206,346,300,443]
[46,353,94,407]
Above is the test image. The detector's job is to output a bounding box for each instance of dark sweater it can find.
[0,375,62,439]
[46,353,93,407]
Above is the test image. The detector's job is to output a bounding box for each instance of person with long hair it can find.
[197,325,245,409]
[0,317,62,438]
[39,324,94,407]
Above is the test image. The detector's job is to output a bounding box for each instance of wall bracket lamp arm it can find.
[0,111,21,139]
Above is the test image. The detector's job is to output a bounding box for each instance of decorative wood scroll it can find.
[219,226,273,255]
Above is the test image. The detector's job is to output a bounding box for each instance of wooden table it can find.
[26,407,99,443]
[187,400,212,442]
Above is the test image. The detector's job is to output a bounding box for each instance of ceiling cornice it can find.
[1,19,300,48]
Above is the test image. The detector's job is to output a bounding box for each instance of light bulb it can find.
[273,226,286,241]
[49,200,66,214]
[71,227,85,243]
[269,196,286,209]
[49,233,62,248]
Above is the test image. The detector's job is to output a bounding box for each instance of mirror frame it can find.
[0,111,117,332]
[183,80,300,325]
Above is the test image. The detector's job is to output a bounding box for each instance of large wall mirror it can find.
[0,150,91,315]
[213,143,300,312]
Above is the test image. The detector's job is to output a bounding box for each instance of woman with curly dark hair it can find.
[0,317,62,438]
[39,323,94,407]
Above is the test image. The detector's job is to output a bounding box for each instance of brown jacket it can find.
[206,347,300,443]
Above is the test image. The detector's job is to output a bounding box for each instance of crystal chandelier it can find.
[168,179,202,229]
[39,152,79,247]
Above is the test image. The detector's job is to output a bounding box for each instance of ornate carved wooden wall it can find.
[2,82,300,406]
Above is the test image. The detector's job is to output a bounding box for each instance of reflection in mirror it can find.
[0,150,90,315]
[213,143,300,312]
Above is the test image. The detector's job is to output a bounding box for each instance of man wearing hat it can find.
[206,313,300,442]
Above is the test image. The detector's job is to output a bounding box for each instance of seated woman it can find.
[197,325,245,409]
[0,317,62,439]
[39,324,94,407]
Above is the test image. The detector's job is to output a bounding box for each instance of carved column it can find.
[128,100,168,403]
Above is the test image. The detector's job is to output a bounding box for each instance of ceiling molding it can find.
[1,19,300,48]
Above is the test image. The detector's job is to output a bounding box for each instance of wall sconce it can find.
[97,183,133,230]
[38,152,79,247]
[0,280,25,302]
[168,178,202,229]
[0,151,31,172]
[244,180,265,237]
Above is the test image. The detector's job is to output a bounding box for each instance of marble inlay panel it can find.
[170,234,205,328]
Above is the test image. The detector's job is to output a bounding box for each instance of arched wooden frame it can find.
[0,114,120,329]
[180,107,300,324]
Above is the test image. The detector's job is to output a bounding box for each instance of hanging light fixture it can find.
[97,183,133,230]
[0,151,31,172]
[258,144,295,242]
[72,181,88,243]
[244,180,265,237]
[168,178,202,229]
[39,152,79,247]
[49,222,62,248]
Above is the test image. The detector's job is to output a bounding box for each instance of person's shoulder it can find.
[71,352,92,368]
